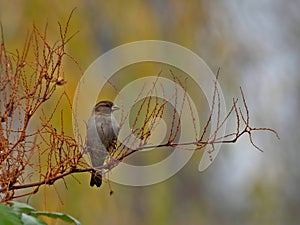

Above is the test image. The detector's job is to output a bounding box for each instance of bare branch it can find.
[0,13,279,202]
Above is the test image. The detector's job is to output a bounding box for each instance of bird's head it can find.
[94,100,119,115]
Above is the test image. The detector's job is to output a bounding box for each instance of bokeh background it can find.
[1,0,299,224]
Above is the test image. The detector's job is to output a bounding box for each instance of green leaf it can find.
[31,211,81,225]
[3,202,81,225]
[21,213,47,225]
[0,203,23,225]
[10,201,36,213]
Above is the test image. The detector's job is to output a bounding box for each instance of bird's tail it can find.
[90,170,102,187]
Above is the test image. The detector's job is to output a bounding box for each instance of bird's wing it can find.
[86,115,108,168]
[108,115,120,154]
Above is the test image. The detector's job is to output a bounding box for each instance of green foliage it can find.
[0,202,81,225]
[0,203,23,225]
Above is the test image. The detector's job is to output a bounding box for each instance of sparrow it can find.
[86,100,119,187]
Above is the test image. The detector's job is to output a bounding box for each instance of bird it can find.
[86,100,119,187]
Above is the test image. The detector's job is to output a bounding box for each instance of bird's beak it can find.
[112,104,120,111]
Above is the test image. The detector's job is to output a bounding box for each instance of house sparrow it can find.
[86,100,119,187]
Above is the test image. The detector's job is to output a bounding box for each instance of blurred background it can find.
[0,0,299,224]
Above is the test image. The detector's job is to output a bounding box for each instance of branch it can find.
[0,13,279,202]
